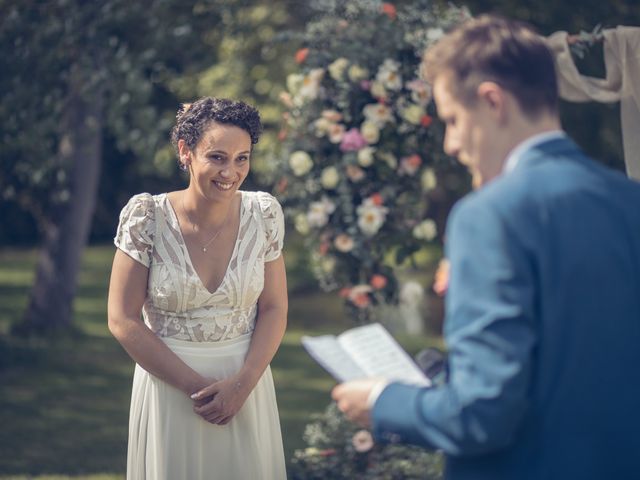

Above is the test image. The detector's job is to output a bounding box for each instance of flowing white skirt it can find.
[126,333,286,480]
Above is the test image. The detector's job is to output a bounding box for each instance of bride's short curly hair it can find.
[170,97,263,154]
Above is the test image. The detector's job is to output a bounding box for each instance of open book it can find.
[301,323,431,386]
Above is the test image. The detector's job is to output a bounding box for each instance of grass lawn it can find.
[0,245,442,478]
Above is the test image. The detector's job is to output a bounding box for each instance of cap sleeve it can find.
[258,192,285,262]
[114,193,156,267]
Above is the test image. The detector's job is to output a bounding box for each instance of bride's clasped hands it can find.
[191,373,255,425]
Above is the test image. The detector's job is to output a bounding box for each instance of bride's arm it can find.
[108,249,208,396]
[192,254,288,424]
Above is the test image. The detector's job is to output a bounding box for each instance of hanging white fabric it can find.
[546,27,640,180]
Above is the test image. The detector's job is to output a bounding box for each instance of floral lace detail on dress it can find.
[258,192,285,262]
[114,190,285,343]
[114,193,156,267]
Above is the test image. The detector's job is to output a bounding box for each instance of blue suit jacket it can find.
[372,137,640,479]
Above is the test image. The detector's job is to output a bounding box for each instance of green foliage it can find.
[0,0,226,220]
[0,0,312,244]
[167,1,314,180]
[290,403,443,480]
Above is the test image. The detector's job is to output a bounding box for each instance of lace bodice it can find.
[114,191,284,342]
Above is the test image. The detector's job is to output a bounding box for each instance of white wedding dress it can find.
[114,190,286,480]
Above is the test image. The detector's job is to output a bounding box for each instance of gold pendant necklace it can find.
[182,193,229,253]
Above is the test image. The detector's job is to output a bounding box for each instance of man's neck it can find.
[504,114,562,156]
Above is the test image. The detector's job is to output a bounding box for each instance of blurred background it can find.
[1,0,638,477]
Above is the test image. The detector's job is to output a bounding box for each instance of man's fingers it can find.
[331,384,343,401]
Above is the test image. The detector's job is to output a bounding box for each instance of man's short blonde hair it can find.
[422,15,558,116]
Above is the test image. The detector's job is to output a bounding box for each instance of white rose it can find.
[348,64,369,82]
[412,219,437,240]
[401,103,425,125]
[376,59,402,91]
[363,103,394,128]
[378,151,397,169]
[294,213,310,235]
[360,121,380,144]
[320,255,336,274]
[298,68,325,102]
[286,73,304,95]
[307,197,336,228]
[313,117,332,137]
[289,150,313,176]
[334,234,355,253]
[328,57,349,81]
[357,147,376,167]
[321,109,343,122]
[328,123,346,144]
[427,28,445,41]
[357,200,388,237]
[321,166,340,189]
[421,168,437,191]
[370,81,387,99]
[406,79,432,106]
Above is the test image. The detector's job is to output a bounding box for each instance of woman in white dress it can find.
[107,97,287,479]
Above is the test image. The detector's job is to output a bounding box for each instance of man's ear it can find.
[477,81,508,124]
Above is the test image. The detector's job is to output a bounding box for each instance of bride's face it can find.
[183,122,252,201]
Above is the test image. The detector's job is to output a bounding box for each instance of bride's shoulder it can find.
[243,190,282,216]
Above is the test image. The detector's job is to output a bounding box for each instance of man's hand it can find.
[331,378,382,427]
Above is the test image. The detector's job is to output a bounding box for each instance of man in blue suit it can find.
[332,15,640,479]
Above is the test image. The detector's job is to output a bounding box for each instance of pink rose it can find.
[340,128,368,152]
[352,430,374,452]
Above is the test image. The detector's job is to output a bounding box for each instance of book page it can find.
[338,323,430,386]
[301,334,367,382]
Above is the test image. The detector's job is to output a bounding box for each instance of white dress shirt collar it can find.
[503,130,567,174]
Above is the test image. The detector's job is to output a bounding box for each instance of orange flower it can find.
[277,128,288,141]
[370,274,388,290]
[295,47,309,64]
[433,258,450,297]
[421,114,433,127]
[406,154,422,168]
[381,3,397,20]
[370,193,383,206]
[339,287,351,298]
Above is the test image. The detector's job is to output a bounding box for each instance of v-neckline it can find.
[163,192,245,295]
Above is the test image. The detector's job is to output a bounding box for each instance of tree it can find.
[0,0,235,334]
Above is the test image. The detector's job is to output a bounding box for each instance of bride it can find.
[108,97,287,479]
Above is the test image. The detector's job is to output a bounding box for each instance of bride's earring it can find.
[180,154,190,172]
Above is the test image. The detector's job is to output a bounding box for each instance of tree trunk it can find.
[16,65,104,335]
